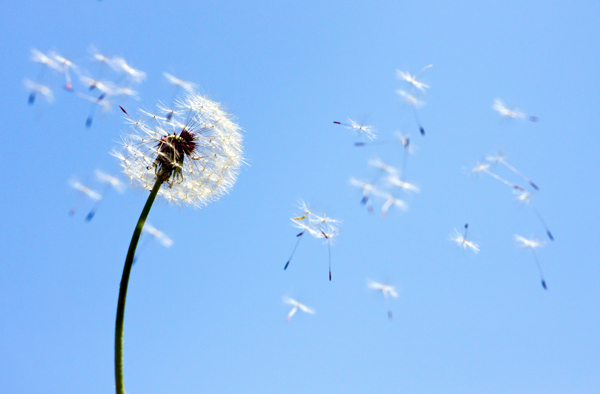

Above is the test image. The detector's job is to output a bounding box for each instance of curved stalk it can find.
[115,178,164,394]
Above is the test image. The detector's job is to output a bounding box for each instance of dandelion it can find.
[515,191,554,241]
[368,280,399,320]
[450,224,479,253]
[396,64,432,93]
[493,98,538,122]
[333,118,377,141]
[111,92,243,394]
[486,150,539,190]
[515,234,547,289]
[397,89,426,135]
[283,297,315,322]
[471,161,524,191]
[284,200,339,280]
[28,49,61,104]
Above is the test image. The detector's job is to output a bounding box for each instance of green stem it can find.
[115,178,164,394]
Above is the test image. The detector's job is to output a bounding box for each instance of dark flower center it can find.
[153,129,197,184]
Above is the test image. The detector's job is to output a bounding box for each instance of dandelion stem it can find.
[115,177,164,394]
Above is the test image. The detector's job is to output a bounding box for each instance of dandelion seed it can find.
[515,191,554,241]
[368,280,399,320]
[397,89,426,135]
[111,57,146,84]
[284,200,339,280]
[515,234,547,289]
[68,179,102,217]
[143,223,174,248]
[51,52,77,90]
[387,175,420,193]
[372,190,407,218]
[396,64,432,93]
[31,48,62,71]
[283,297,315,322]
[112,92,243,394]
[368,158,398,177]
[471,161,525,191]
[486,150,539,190]
[333,118,377,141]
[24,79,53,104]
[349,178,375,213]
[84,170,126,221]
[450,224,479,253]
[163,73,198,121]
[493,98,538,122]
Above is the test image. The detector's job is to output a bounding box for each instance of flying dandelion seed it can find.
[397,89,426,135]
[68,179,102,217]
[493,98,538,122]
[396,64,432,93]
[132,223,174,265]
[88,46,111,90]
[471,161,525,191]
[24,79,53,105]
[284,200,339,280]
[515,234,547,290]
[486,150,539,190]
[163,73,198,121]
[349,178,375,213]
[111,92,243,394]
[368,280,399,320]
[450,224,480,253]
[387,175,420,193]
[282,297,315,322]
[110,57,146,84]
[515,191,554,241]
[372,190,408,218]
[333,118,377,141]
[85,170,126,221]
[28,49,61,104]
[51,53,77,91]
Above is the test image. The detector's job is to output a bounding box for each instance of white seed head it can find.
[112,93,244,207]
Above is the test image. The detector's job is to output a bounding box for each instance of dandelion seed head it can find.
[112,93,244,207]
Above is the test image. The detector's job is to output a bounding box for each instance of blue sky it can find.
[2,0,600,393]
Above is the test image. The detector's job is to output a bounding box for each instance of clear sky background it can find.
[2,0,599,393]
